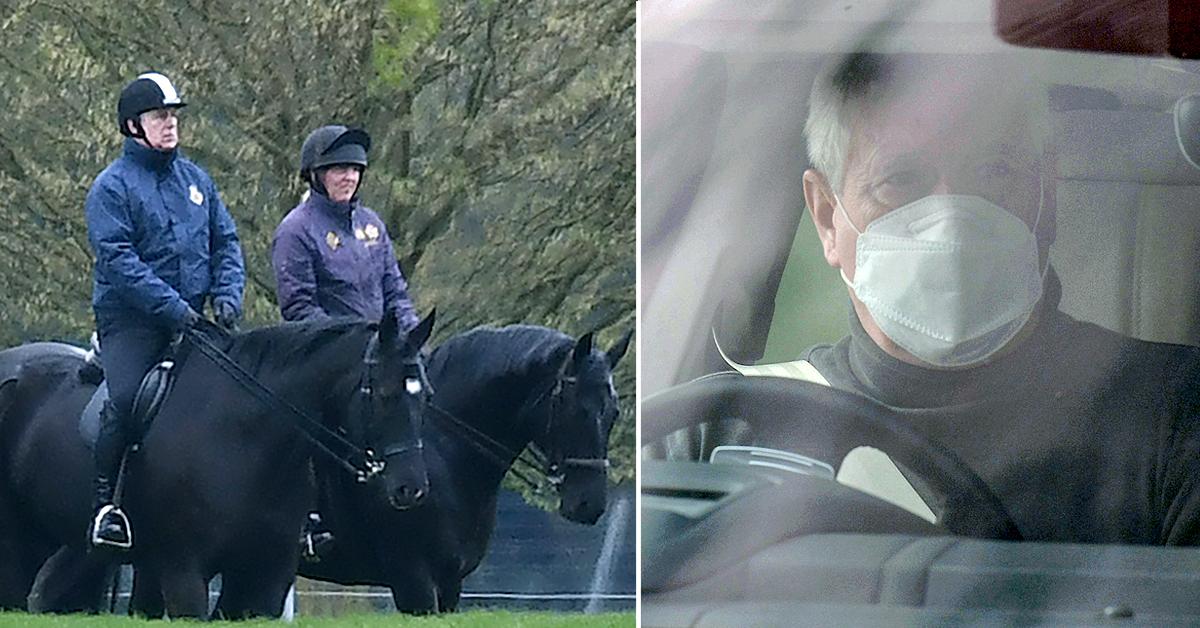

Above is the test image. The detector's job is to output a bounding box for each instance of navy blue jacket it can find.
[86,139,244,328]
[271,191,419,329]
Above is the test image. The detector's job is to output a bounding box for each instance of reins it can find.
[423,401,546,491]
[186,327,386,482]
[424,371,608,493]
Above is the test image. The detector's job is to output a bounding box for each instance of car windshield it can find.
[641,0,1200,624]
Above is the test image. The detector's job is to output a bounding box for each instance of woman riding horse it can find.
[295,324,631,613]
[271,123,424,558]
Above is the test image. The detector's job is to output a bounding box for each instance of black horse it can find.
[0,311,435,618]
[295,324,632,613]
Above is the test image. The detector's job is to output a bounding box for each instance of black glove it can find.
[180,306,203,331]
[214,300,240,332]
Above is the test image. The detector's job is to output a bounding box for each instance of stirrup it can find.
[301,531,318,562]
[300,531,335,563]
[90,504,132,550]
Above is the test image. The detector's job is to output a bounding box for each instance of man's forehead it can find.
[858,98,1035,153]
[849,61,1041,163]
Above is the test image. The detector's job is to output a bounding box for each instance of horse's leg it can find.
[0,461,56,610]
[0,513,48,609]
[217,539,296,620]
[209,573,240,621]
[158,564,209,619]
[0,540,44,610]
[129,565,164,618]
[217,568,293,619]
[436,572,464,613]
[0,553,33,610]
[26,545,114,613]
[388,564,438,615]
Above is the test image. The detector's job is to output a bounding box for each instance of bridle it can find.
[426,368,609,492]
[529,374,609,486]
[356,333,428,464]
[187,326,424,483]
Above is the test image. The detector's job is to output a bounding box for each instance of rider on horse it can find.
[271,125,422,558]
[271,125,420,327]
[86,72,245,549]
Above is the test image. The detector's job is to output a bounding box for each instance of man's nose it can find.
[929,175,960,196]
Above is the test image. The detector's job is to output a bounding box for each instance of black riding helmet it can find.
[117,72,186,138]
[300,125,371,182]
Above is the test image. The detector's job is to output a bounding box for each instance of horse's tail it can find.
[0,377,16,437]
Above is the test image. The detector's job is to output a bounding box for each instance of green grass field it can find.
[0,611,634,627]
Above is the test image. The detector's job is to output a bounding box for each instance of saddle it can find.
[79,335,179,448]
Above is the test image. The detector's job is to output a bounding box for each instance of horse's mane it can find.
[218,318,376,376]
[428,325,575,390]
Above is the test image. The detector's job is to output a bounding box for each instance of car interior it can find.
[640,1,1200,625]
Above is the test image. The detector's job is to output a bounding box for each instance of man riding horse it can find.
[86,72,245,549]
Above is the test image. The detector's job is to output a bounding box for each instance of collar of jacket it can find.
[308,189,359,222]
[123,137,178,174]
[843,266,1065,409]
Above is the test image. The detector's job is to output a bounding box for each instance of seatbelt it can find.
[713,331,830,385]
[713,330,936,523]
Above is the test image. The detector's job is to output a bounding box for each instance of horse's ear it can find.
[606,328,633,369]
[571,332,594,372]
[380,310,400,343]
[407,308,436,351]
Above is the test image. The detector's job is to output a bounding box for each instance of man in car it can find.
[668,53,1200,545]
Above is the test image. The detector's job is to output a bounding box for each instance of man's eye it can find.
[980,159,1018,179]
[881,170,921,188]
[871,170,931,207]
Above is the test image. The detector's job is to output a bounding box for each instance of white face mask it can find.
[836,187,1046,368]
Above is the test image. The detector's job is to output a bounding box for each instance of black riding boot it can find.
[90,402,132,549]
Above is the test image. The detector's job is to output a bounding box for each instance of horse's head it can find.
[360,309,436,510]
[536,329,632,525]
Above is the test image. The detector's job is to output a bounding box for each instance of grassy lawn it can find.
[0,611,635,627]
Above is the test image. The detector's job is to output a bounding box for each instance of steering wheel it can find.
[643,373,1022,541]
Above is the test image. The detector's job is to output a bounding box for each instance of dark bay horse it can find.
[0,311,434,618]
[296,324,631,613]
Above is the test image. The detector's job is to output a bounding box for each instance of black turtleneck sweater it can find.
[804,274,1200,545]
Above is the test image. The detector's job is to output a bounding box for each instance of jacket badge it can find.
[363,223,380,241]
[354,227,366,241]
[325,231,341,251]
[188,184,204,205]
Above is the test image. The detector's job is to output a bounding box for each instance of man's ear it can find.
[802,168,842,268]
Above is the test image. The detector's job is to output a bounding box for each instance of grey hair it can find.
[804,53,1050,194]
